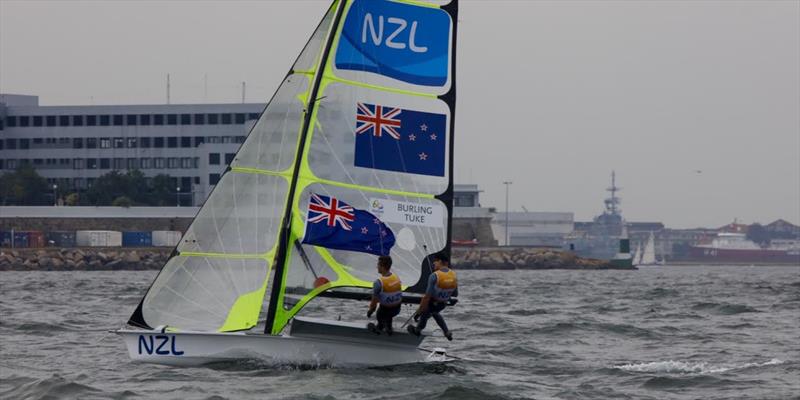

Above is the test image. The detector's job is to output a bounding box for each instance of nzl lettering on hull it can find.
[336,0,451,86]
[138,334,184,356]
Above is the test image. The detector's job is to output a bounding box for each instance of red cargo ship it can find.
[688,233,799,264]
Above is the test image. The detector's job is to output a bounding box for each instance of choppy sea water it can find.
[1,266,798,400]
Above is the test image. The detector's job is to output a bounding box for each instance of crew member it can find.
[367,256,402,335]
[407,253,457,341]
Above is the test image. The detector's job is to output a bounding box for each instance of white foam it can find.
[613,359,784,375]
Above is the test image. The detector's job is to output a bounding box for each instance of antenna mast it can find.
[166,73,171,104]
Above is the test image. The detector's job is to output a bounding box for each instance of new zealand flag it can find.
[353,102,446,177]
[301,193,395,256]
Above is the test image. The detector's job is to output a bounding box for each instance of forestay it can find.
[128,0,458,336]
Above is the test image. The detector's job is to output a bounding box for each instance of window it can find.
[0,140,3,150]
[72,115,84,126]
[248,113,260,120]
[194,113,205,125]
[127,158,137,169]
[58,115,69,126]
[154,137,164,148]
[208,113,219,125]
[87,177,95,187]
[236,136,246,143]
[33,138,43,145]
[113,158,124,169]
[221,113,232,124]
[58,137,70,146]
[193,157,199,168]
[224,153,235,165]
[140,158,152,169]
[167,137,177,148]
[206,136,221,144]
[167,158,179,169]
[86,115,97,126]
[194,176,200,185]
[126,115,137,125]
[181,157,193,168]
[7,159,17,169]
[113,137,124,148]
[180,114,191,125]
[100,115,110,126]
[43,116,55,126]
[0,160,4,169]
[19,116,30,127]
[86,138,98,149]
[140,114,151,125]
[19,139,30,149]
[167,114,177,125]
[73,138,84,149]
[6,138,17,149]
[126,137,137,148]
[7,116,17,127]
[154,115,164,125]
[154,158,165,169]
[209,153,220,165]
[222,136,234,143]
[60,158,70,166]
[100,158,111,169]
[209,173,220,185]
[113,115,123,126]
[74,178,85,189]
[194,136,205,147]
[140,137,151,148]
[180,137,191,148]
[33,158,44,166]
[100,138,111,148]
[87,158,98,169]
[33,116,43,127]
[235,113,246,124]
[181,177,191,191]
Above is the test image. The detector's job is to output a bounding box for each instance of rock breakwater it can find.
[0,248,171,271]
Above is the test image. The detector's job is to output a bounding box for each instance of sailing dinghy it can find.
[117,0,459,367]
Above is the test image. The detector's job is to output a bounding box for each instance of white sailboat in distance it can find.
[117,0,459,367]
[639,232,659,266]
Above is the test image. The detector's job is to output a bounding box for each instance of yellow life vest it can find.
[378,273,402,306]
[432,268,457,302]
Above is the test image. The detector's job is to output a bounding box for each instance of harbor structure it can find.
[0,94,264,205]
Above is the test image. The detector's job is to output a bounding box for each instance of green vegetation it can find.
[0,165,50,205]
[0,167,180,206]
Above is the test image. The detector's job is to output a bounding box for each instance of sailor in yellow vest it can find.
[367,256,402,335]
[407,253,457,341]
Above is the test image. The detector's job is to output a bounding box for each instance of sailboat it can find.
[639,231,658,266]
[632,242,643,266]
[116,0,459,367]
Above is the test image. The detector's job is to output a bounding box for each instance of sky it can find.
[1,0,798,228]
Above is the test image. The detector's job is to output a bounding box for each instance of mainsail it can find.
[128,0,458,336]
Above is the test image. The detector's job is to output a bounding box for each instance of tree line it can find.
[0,165,183,207]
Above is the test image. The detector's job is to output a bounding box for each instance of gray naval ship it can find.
[565,172,630,262]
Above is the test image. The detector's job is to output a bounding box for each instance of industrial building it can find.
[492,211,574,247]
[0,94,264,205]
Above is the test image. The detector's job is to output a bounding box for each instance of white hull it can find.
[116,317,438,367]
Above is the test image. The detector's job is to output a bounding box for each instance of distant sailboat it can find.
[116,0,460,367]
[632,242,643,266]
[640,232,658,266]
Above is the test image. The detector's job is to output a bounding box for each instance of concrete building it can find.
[0,94,264,205]
[451,184,497,246]
[492,211,574,247]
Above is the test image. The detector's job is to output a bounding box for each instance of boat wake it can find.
[613,358,784,374]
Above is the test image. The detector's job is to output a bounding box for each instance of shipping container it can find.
[25,231,46,248]
[152,231,182,247]
[76,230,123,247]
[122,231,153,247]
[0,231,11,247]
[46,231,77,247]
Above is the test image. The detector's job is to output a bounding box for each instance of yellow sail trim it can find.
[218,277,269,331]
[178,251,269,260]
[230,167,292,179]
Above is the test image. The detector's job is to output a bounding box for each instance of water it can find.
[1,266,798,400]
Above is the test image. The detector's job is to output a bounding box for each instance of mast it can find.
[264,0,348,334]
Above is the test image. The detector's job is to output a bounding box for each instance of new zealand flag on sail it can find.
[302,193,395,256]
[353,102,446,177]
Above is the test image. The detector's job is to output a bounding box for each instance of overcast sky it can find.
[1,0,798,228]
